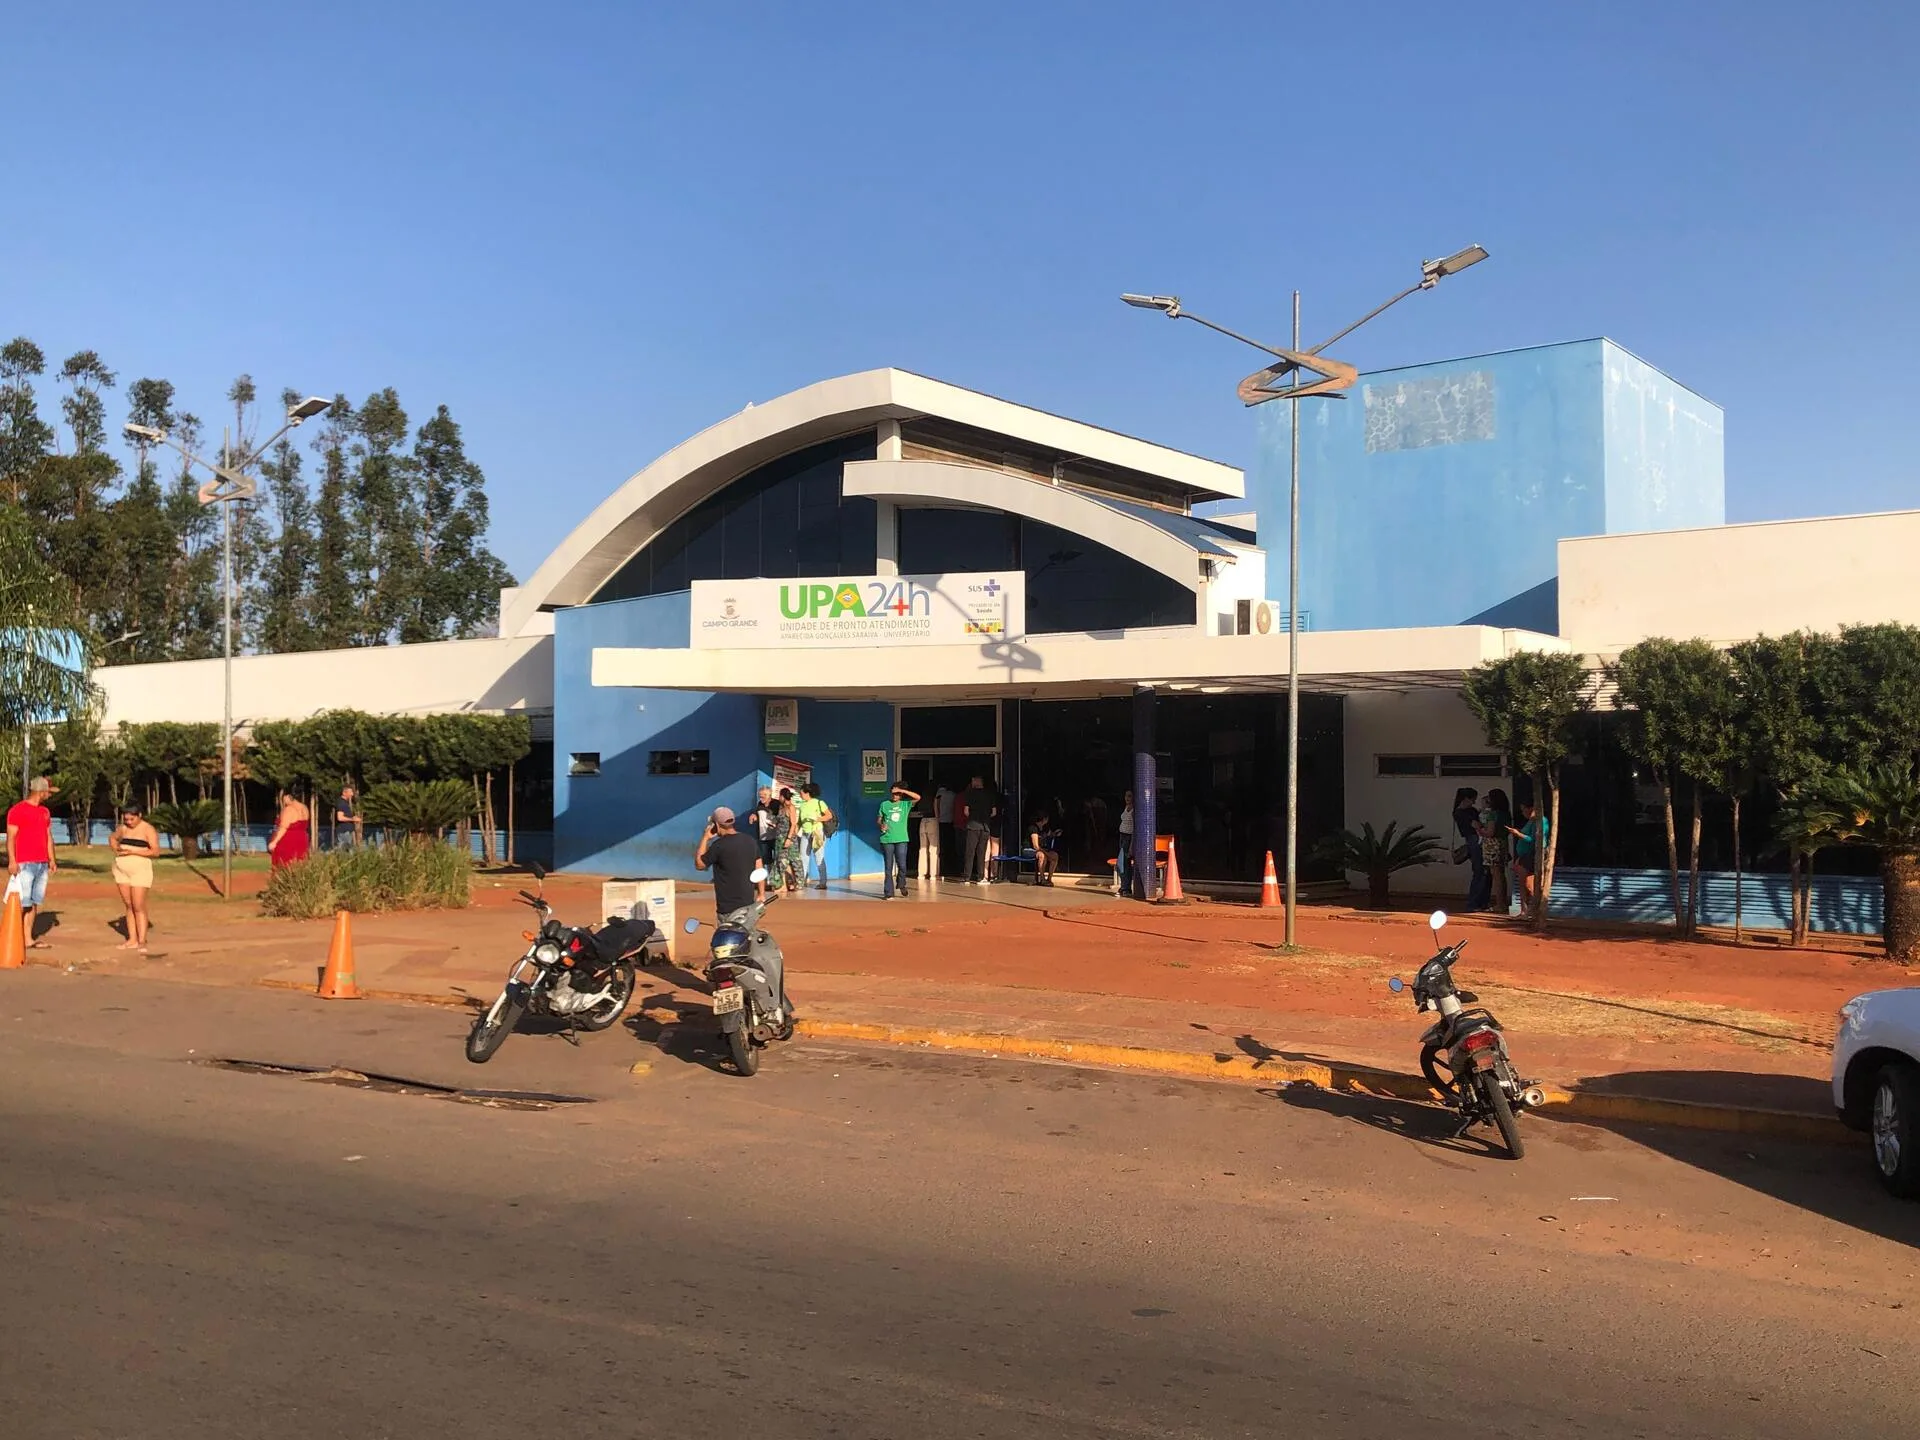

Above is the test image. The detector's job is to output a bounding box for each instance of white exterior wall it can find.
[1560,509,1920,653]
[1341,688,1493,902]
[1197,542,1270,635]
[97,634,553,729]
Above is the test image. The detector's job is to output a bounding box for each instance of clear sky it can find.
[5,1,1914,584]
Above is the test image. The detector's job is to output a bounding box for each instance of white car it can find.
[1833,987,1920,1198]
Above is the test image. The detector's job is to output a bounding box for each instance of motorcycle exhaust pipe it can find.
[1520,1087,1546,1110]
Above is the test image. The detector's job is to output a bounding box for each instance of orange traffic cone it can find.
[317,909,361,999]
[0,891,24,969]
[1158,837,1188,904]
[1259,850,1282,908]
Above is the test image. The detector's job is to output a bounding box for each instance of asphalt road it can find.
[2,969,1917,1439]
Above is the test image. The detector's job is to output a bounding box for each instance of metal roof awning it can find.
[592,625,1567,703]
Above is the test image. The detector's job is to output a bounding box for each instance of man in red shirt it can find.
[6,775,59,947]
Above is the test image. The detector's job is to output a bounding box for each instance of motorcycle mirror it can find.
[750,866,769,884]
[1428,909,1449,933]
[1388,976,1405,993]
[683,917,701,935]
[531,862,548,882]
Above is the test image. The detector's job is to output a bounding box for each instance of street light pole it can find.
[1122,247,1488,945]
[1286,289,1301,947]
[126,395,330,897]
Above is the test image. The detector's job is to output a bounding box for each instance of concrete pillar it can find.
[1132,685,1157,901]
[875,421,901,576]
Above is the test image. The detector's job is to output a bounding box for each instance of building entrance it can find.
[896,703,1002,879]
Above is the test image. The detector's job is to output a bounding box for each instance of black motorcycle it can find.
[1387,910,1545,1159]
[465,864,657,1064]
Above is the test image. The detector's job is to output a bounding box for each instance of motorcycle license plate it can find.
[1470,1051,1498,1072]
[711,987,744,1015]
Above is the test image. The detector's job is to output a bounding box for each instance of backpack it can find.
[821,804,838,839]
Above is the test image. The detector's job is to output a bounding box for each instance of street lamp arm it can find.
[1168,309,1296,362]
[1305,281,1424,357]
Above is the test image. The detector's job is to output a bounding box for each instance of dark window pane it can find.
[1022,518,1194,633]
[900,705,999,750]
[590,432,876,600]
[896,507,1017,574]
[1376,754,1437,777]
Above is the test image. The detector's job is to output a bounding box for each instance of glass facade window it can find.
[899,705,998,751]
[895,508,1196,635]
[592,433,878,602]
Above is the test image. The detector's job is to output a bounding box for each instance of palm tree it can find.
[1315,821,1446,909]
[1814,763,1920,961]
[1770,784,1844,949]
[0,508,95,733]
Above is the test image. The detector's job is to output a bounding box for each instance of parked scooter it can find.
[683,868,795,1076]
[465,864,656,1063]
[1387,910,1546,1158]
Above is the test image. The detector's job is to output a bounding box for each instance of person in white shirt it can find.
[1116,790,1136,896]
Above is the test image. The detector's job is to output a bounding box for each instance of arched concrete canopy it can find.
[842,459,1236,592]
[502,369,1242,638]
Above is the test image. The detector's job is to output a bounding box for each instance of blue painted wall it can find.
[1249,338,1724,635]
[1600,341,1726,535]
[552,592,893,881]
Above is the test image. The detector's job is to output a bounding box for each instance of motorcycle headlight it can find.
[534,941,562,964]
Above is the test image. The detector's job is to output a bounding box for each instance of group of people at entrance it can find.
[745,783,836,893]
[1452,786,1549,916]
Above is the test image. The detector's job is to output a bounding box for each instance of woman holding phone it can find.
[110,804,160,950]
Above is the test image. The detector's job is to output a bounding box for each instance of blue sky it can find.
[5,1,1914,584]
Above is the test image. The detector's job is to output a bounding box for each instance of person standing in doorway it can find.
[749,785,778,871]
[6,776,59,948]
[960,775,993,886]
[934,784,956,878]
[795,782,833,891]
[1115,790,1135,896]
[1453,787,1487,912]
[110,804,159,950]
[916,786,940,885]
[877,781,918,899]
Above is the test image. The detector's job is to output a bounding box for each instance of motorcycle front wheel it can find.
[1479,1072,1525,1159]
[465,992,527,1064]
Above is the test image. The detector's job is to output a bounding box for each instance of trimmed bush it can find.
[261,837,472,918]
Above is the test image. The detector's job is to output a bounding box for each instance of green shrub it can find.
[361,779,476,837]
[1313,821,1446,909]
[148,798,224,860]
[261,837,472,918]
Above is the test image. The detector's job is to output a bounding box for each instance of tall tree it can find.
[348,388,414,645]
[310,395,357,649]
[158,411,222,660]
[1611,638,1739,937]
[0,505,95,729]
[1462,649,1592,929]
[33,352,121,623]
[105,377,182,663]
[0,338,54,506]
[401,405,514,642]
[1729,633,1828,945]
[255,388,318,652]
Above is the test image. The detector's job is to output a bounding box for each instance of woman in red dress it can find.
[268,791,312,869]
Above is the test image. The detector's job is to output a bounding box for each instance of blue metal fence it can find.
[1547,866,1881,935]
[48,819,553,867]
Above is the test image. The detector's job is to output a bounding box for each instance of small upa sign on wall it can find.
[861,749,889,797]
[764,697,799,752]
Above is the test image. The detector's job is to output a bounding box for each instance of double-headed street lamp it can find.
[1123,246,1489,945]
[125,394,330,898]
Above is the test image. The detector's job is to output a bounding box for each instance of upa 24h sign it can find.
[690,572,1025,650]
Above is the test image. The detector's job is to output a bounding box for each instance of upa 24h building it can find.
[99,342,1920,926]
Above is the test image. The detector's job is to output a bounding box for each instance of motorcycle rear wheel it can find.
[575,963,636,1033]
[465,993,526,1064]
[727,1025,760,1076]
[1479,1072,1525,1159]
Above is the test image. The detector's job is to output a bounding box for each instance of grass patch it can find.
[260,839,472,919]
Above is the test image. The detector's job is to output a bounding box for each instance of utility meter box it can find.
[602,879,676,962]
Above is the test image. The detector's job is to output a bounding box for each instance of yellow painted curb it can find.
[794,1019,1850,1145]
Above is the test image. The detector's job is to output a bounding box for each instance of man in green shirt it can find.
[876,782,919,899]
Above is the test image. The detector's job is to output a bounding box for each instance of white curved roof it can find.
[502,369,1242,638]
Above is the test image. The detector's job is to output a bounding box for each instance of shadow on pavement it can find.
[1258,1083,1517,1162]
